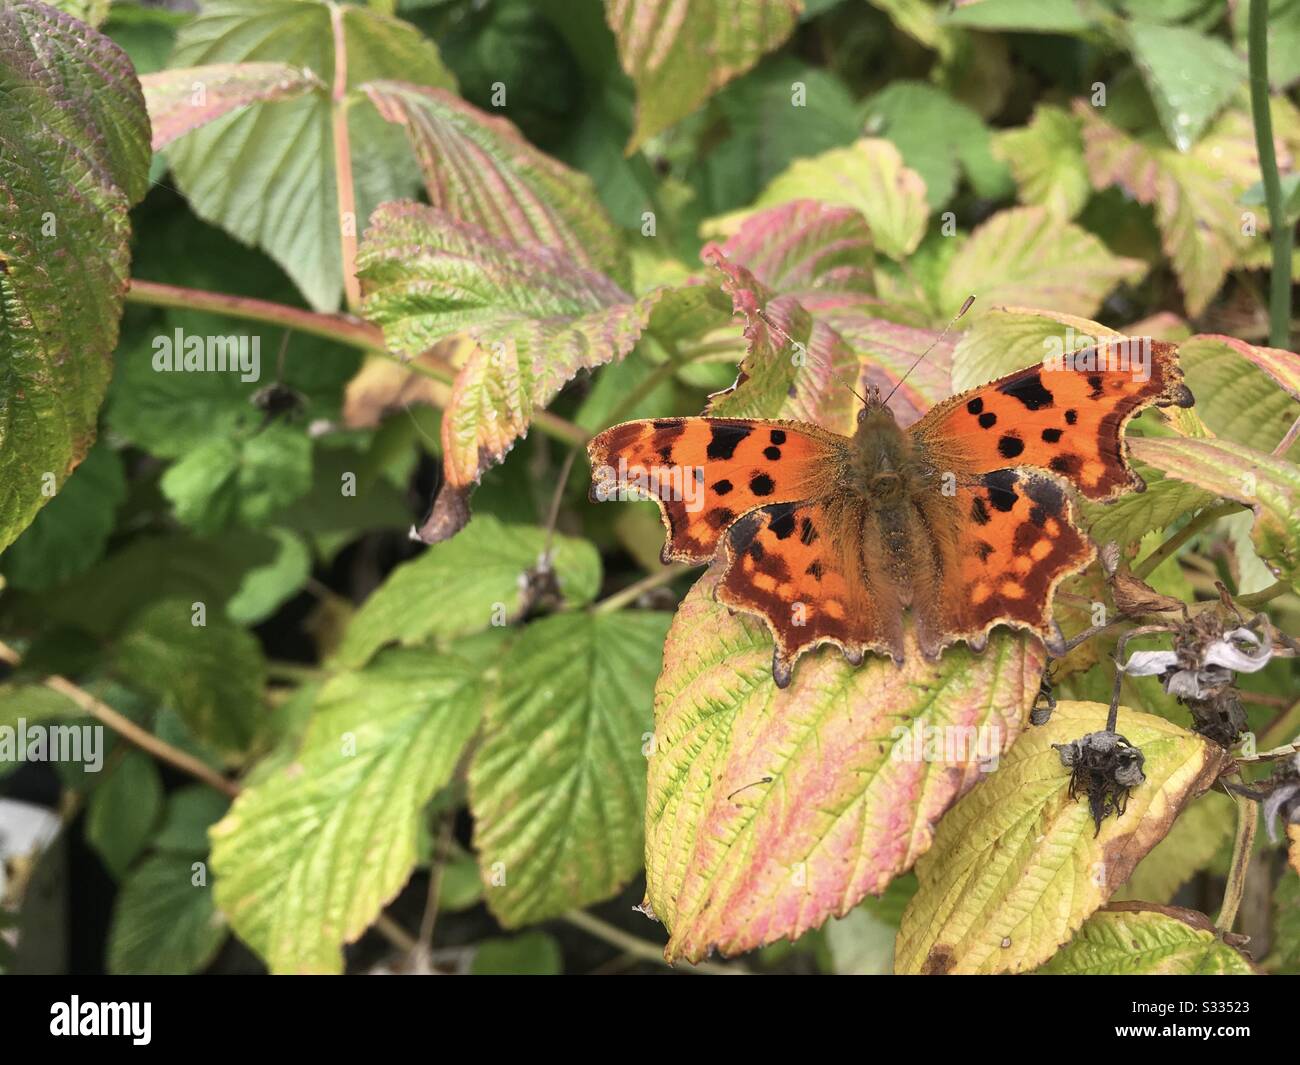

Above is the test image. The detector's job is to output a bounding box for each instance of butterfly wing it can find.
[588,417,848,563]
[912,339,1193,500]
[715,499,904,687]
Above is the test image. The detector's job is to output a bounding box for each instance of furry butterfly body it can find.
[589,340,1193,688]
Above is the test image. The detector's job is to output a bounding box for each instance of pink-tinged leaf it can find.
[711,200,875,299]
[940,205,1146,319]
[701,204,953,429]
[363,80,627,286]
[0,1,150,553]
[1130,436,1300,589]
[645,574,1045,964]
[607,0,802,151]
[142,63,322,151]
[739,139,930,261]
[1076,101,1286,316]
[359,202,706,542]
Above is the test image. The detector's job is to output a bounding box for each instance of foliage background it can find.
[0,0,1298,975]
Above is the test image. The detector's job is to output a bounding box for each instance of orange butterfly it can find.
[588,339,1193,688]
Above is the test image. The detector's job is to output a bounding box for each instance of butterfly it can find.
[588,339,1194,688]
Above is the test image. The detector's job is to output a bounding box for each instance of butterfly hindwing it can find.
[914,339,1193,500]
[588,417,846,563]
[716,499,901,687]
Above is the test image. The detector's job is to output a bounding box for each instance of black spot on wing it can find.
[998,372,1054,410]
[978,412,997,429]
[983,470,1020,512]
[974,539,994,561]
[767,502,798,540]
[709,507,736,529]
[1065,409,1078,425]
[714,479,733,495]
[1086,375,1104,399]
[998,434,1024,459]
[707,424,751,460]
[764,446,782,460]
[750,473,775,496]
[1050,455,1080,476]
[769,429,787,445]
[967,397,984,415]
[970,496,991,526]
[799,517,818,545]
[1041,428,1063,443]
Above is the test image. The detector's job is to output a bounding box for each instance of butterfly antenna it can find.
[754,307,867,404]
[882,295,975,407]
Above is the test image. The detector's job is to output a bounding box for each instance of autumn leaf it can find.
[895,701,1231,975]
[644,573,1045,964]
[0,0,150,554]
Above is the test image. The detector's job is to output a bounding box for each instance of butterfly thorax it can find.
[846,403,929,505]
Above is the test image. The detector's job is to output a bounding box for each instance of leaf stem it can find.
[1248,0,1294,349]
[560,910,748,975]
[1132,502,1239,580]
[1216,793,1257,932]
[592,564,691,614]
[329,2,361,312]
[414,815,454,958]
[1235,580,1291,609]
[124,280,590,447]
[0,640,240,799]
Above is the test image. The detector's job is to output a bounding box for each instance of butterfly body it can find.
[589,340,1193,688]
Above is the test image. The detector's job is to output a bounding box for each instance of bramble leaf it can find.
[470,610,671,926]
[1132,436,1300,590]
[164,0,455,310]
[210,648,484,973]
[993,104,1090,220]
[644,573,1045,964]
[1039,902,1257,975]
[0,0,150,554]
[895,701,1230,974]
[363,81,627,286]
[333,515,602,669]
[605,0,801,151]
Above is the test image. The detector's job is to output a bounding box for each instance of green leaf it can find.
[1274,871,1300,973]
[949,305,1119,393]
[1,444,125,591]
[644,573,1046,964]
[1081,461,1216,550]
[107,850,227,974]
[470,610,671,926]
[113,598,268,758]
[165,0,456,310]
[48,0,112,27]
[940,206,1146,322]
[1040,902,1257,975]
[1131,436,1300,589]
[87,749,164,879]
[1176,334,1300,458]
[334,514,602,669]
[159,425,313,535]
[363,80,628,287]
[225,528,312,625]
[863,80,1011,208]
[895,701,1231,974]
[993,104,1090,220]
[605,0,801,151]
[736,138,930,260]
[359,203,699,541]
[0,0,150,554]
[142,62,322,150]
[210,648,484,973]
[1231,0,1300,90]
[106,786,230,975]
[1125,20,1245,151]
[471,931,563,975]
[943,0,1093,33]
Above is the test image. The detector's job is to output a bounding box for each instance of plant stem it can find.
[1236,580,1291,609]
[1248,0,1294,349]
[329,3,361,312]
[126,279,387,352]
[414,815,454,957]
[1216,794,1257,932]
[0,640,241,799]
[592,564,692,614]
[560,910,748,975]
[125,280,590,448]
[1273,411,1300,457]
[1133,502,1239,580]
